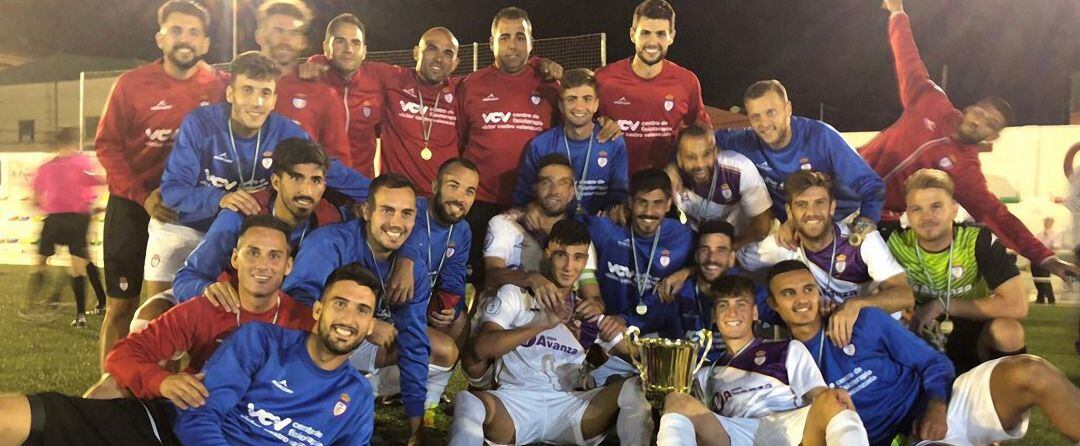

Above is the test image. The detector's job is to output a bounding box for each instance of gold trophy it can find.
[624,326,713,402]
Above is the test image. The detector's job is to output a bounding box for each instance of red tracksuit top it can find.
[274,74,352,166]
[94,60,227,205]
[859,12,1052,264]
[104,292,314,399]
[307,55,384,178]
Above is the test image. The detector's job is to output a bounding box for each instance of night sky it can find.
[2,0,1076,131]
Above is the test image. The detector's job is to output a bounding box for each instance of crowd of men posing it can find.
[3,0,1080,445]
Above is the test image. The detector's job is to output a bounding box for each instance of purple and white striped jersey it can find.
[674,150,772,231]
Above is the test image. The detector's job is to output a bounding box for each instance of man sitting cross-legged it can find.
[449,219,653,446]
[768,259,1080,446]
[0,262,380,446]
[649,275,868,446]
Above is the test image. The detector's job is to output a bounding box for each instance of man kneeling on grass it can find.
[0,263,378,446]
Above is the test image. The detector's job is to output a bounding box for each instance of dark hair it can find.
[561,68,597,95]
[323,263,384,297]
[491,7,532,38]
[744,79,788,104]
[369,173,416,203]
[157,0,210,31]
[630,168,672,199]
[324,13,366,43]
[536,153,573,177]
[632,0,675,30]
[436,157,479,180]
[976,96,1014,126]
[238,214,293,252]
[257,0,312,30]
[697,219,735,243]
[675,122,715,149]
[546,219,591,249]
[229,51,281,83]
[765,260,811,295]
[709,275,756,302]
[271,138,328,176]
[784,170,833,204]
[55,127,79,147]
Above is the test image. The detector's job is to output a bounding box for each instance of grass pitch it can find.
[1,265,1077,445]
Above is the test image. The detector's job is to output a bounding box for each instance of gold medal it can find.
[940,318,954,335]
[420,146,432,160]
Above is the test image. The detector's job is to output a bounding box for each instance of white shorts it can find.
[143,219,204,282]
[713,406,811,446]
[938,357,1028,446]
[348,340,403,397]
[589,355,638,388]
[488,386,607,446]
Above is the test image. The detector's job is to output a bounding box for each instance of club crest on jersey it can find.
[834,254,847,273]
[663,94,675,112]
[485,298,501,315]
[333,393,350,416]
[753,350,766,365]
[292,95,307,109]
[720,183,732,200]
[530,92,541,105]
[799,157,812,171]
[938,156,954,170]
[843,344,856,356]
[262,157,273,169]
[446,242,456,258]
[951,266,964,279]
[444,92,454,103]
[597,150,608,168]
[659,249,671,268]
[151,255,161,268]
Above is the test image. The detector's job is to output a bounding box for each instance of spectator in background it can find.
[23,127,107,327]
[1034,217,1060,304]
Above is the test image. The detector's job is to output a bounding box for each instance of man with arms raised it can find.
[886,169,1028,373]
[450,219,653,446]
[596,0,711,173]
[152,51,369,305]
[716,80,884,233]
[101,216,313,404]
[0,262,379,446]
[651,275,868,446]
[666,123,772,243]
[862,0,1080,279]
[513,68,629,216]
[255,0,350,164]
[768,260,1080,445]
[739,170,913,348]
[94,0,226,371]
[282,174,455,445]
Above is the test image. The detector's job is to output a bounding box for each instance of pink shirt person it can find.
[32,153,105,215]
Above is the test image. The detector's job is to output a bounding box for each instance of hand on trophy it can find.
[598,315,628,342]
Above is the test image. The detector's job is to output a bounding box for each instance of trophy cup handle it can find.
[690,329,713,376]
[623,325,645,374]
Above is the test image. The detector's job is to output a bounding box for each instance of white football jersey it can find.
[480,285,589,392]
[675,150,772,231]
[483,210,597,273]
[693,339,825,419]
[737,222,905,303]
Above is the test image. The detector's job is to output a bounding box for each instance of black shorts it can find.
[24,392,178,446]
[103,195,150,298]
[945,317,987,374]
[38,213,91,258]
[464,201,507,289]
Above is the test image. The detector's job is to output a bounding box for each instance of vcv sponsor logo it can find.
[204,170,238,190]
[400,100,432,115]
[145,128,175,143]
[616,120,641,132]
[246,402,292,431]
[482,112,512,124]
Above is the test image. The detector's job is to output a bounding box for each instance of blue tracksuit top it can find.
[161,103,370,231]
[281,219,431,418]
[512,124,629,215]
[715,116,884,222]
[398,197,471,300]
[173,322,374,446]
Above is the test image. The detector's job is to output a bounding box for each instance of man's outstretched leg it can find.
[657,392,733,446]
[800,389,868,446]
[987,355,1080,442]
[578,377,653,446]
[0,395,31,446]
